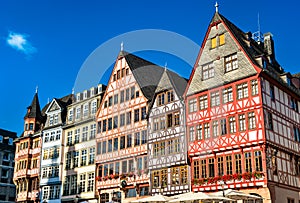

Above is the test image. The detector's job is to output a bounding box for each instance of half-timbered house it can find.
[148,69,189,195]
[185,8,300,203]
[95,50,164,203]
[14,91,46,203]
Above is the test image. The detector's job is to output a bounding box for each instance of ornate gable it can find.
[186,12,260,96]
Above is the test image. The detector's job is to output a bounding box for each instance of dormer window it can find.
[225,53,238,72]
[202,62,214,80]
[49,115,54,126]
[8,138,13,145]
[77,94,81,101]
[0,135,3,143]
[54,114,58,124]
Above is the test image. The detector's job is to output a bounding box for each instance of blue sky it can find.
[0,0,299,135]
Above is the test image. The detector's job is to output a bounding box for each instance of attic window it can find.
[219,34,225,45]
[211,37,217,49]
[202,62,214,80]
[225,53,238,72]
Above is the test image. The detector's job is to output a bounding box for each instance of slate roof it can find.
[24,92,43,121]
[210,12,283,73]
[166,69,188,97]
[120,51,165,101]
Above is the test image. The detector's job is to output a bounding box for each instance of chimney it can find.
[264,32,275,59]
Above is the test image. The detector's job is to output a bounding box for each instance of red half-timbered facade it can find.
[185,10,300,203]
[14,92,46,203]
[95,51,164,203]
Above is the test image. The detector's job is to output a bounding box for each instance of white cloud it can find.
[6,31,37,56]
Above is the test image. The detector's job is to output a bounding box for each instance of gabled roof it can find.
[120,51,165,100]
[24,92,43,121]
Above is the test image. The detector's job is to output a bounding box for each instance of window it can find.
[141,130,147,144]
[226,155,232,175]
[208,158,215,177]
[83,104,89,117]
[174,112,180,126]
[49,115,53,126]
[225,53,238,72]
[131,86,135,99]
[68,110,73,121]
[91,101,97,114]
[113,94,118,105]
[65,152,71,170]
[157,93,165,106]
[125,88,130,101]
[113,137,118,151]
[122,160,127,173]
[113,116,118,129]
[81,149,87,166]
[220,118,227,135]
[189,126,195,142]
[102,141,107,154]
[188,98,197,113]
[134,109,140,122]
[222,87,233,103]
[29,123,34,130]
[141,107,147,120]
[82,126,88,142]
[287,198,295,203]
[204,123,210,139]
[270,85,275,101]
[212,120,219,137]
[254,151,263,171]
[79,174,86,193]
[67,131,73,146]
[211,91,220,107]
[211,37,217,48]
[87,173,94,192]
[193,160,200,179]
[167,113,173,128]
[196,124,202,140]
[76,107,81,120]
[135,90,139,98]
[235,154,242,174]
[90,124,96,139]
[199,95,208,110]
[108,118,112,130]
[153,118,159,131]
[120,113,125,127]
[89,148,95,164]
[167,90,174,103]
[217,157,224,176]
[238,114,246,131]
[245,152,252,172]
[120,136,125,149]
[201,160,207,178]
[219,33,225,45]
[126,111,131,125]
[202,62,214,80]
[291,98,298,111]
[267,112,273,130]
[293,126,300,142]
[251,80,259,95]
[237,83,248,99]
[160,117,165,130]
[127,134,132,148]
[108,139,112,152]
[74,129,80,144]
[73,151,79,168]
[120,90,125,103]
[248,112,256,130]
[229,116,236,134]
